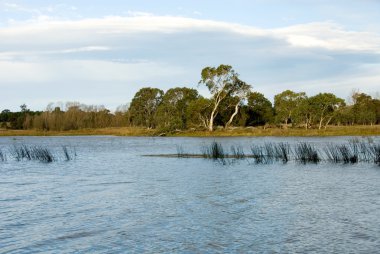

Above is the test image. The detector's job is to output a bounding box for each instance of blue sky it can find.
[1,0,380,110]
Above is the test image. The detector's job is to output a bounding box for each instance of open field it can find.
[1,125,380,137]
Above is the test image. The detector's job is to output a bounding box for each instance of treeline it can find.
[0,102,129,131]
[1,65,379,131]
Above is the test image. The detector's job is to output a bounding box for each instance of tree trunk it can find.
[208,110,215,131]
[324,117,333,129]
[225,103,239,128]
[284,118,288,129]
[208,100,221,131]
[318,117,324,130]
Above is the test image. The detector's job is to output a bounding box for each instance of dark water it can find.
[0,136,379,253]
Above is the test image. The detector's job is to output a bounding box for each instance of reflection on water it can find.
[0,136,379,253]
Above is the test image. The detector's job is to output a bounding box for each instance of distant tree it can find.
[308,93,345,129]
[156,87,199,130]
[20,104,29,113]
[247,92,274,126]
[199,64,251,131]
[0,109,11,122]
[224,79,251,128]
[352,93,377,125]
[335,105,355,126]
[128,87,164,128]
[186,97,212,129]
[13,104,30,129]
[274,90,306,127]
[293,97,312,129]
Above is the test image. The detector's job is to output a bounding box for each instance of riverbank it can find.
[1,125,380,137]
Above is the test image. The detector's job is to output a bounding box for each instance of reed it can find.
[176,145,186,158]
[294,142,320,164]
[358,142,372,162]
[201,141,226,160]
[62,146,72,161]
[0,148,6,162]
[30,146,54,163]
[250,144,267,164]
[369,144,380,165]
[7,144,75,163]
[324,144,341,163]
[275,142,291,163]
[339,144,358,163]
[230,145,245,159]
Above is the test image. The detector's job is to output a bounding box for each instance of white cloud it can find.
[275,22,380,52]
[60,46,111,54]
[126,11,153,17]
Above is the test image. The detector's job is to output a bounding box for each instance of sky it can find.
[1,0,380,111]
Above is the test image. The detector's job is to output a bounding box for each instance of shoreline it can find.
[1,126,380,137]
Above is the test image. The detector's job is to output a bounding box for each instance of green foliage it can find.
[199,64,251,130]
[156,87,199,130]
[247,92,274,126]
[216,96,241,126]
[274,90,307,126]
[352,93,377,125]
[307,93,345,129]
[128,87,164,128]
[186,97,212,129]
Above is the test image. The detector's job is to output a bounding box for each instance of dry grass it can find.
[0,125,379,137]
[170,125,380,137]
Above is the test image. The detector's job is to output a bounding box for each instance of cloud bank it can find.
[1,15,380,110]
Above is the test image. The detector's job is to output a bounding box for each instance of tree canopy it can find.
[199,64,251,131]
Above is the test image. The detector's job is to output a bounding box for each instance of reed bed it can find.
[0,144,76,163]
[294,142,320,164]
[172,140,380,166]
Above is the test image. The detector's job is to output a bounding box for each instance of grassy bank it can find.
[170,125,380,137]
[1,125,380,137]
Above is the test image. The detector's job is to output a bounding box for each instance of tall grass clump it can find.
[249,142,291,164]
[338,145,358,163]
[369,144,380,166]
[294,142,320,164]
[324,143,360,164]
[274,142,291,163]
[324,144,341,163]
[9,145,30,161]
[31,146,54,163]
[9,144,55,163]
[201,141,226,160]
[358,142,372,162]
[230,145,245,159]
[250,144,267,164]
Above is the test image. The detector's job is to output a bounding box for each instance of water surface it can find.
[0,136,379,253]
